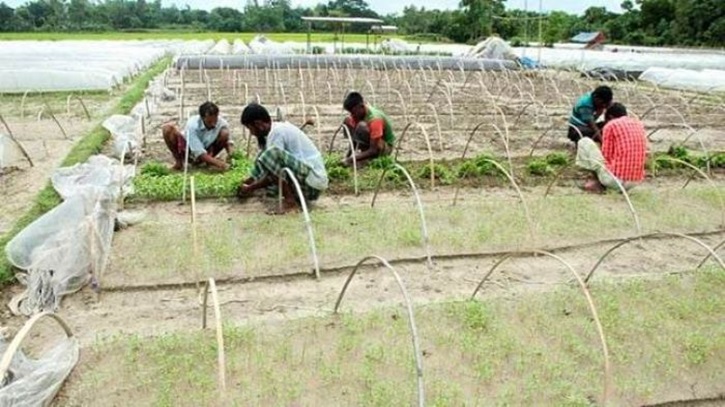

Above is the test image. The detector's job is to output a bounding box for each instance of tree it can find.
[208,7,243,32]
[0,2,18,31]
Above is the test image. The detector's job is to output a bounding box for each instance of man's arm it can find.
[199,152,229,170]
[185,121,229,171]
[589,119,602,143]
[346,119,386,164]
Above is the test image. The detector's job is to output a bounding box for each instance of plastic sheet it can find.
[639,67,725,92]
[232,39,251,54]
[6,155,132,315]
[174,54,516,71]
[0,40,215,92]
[209,39,232,55]
[381,38,415,53]
[102,115,140,160]
[467,37,518,61]
[0,337,79,407]
[248,35,296,55]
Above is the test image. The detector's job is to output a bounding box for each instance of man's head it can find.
[605,103,627,121]
[343,92,366,121]
[241,104,272,147]
[592,86,613,110]
[199,101,220,129]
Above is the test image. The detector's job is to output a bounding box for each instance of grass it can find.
[0,31,430,43]
[58,267,725,406]
[105,184,723,286]
[0,56,172,284]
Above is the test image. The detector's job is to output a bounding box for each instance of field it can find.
[1,47,724,406]
[0,32,409,43]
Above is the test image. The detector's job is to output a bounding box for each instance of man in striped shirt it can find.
[576,103,647,193]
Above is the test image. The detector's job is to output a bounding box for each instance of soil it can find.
[0,96,119,237]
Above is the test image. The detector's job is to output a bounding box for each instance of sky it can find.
[3,0,625,16]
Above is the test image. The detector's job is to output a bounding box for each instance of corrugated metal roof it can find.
[301,17,384,24]
[371,25,399,32]
[571,32,603,43]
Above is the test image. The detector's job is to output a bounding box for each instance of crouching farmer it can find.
[162,101,233,171]
[237,104,328,214]
[341,92,395,166]
[568,86,613,143]
[576,103,647,193]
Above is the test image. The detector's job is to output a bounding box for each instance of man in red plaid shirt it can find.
[576,103,647,193]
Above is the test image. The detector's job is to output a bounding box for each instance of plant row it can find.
[131,147,725,202]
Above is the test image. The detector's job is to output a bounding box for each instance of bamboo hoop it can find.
[279,168,321,279]
[333,255,425,407]
[0,312,74,384]
[471,250,611,405]
[201,278,227,392]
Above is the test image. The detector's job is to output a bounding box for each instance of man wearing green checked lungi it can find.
[237,104,329,214]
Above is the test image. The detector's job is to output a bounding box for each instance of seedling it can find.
[526,159,554,177]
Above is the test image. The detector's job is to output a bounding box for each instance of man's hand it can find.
[342,156,353,167]
[237,183,254,199]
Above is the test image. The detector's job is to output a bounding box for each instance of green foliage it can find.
[710,153,725,169]
[141,162,172,177]
[545,152,570,167]
[416,163,454,185]
[369,155,395,171]
[526,159,554,177]
[133,157,253,201]
[668,145,690,161]
[457,154,500,178]
[324,153,351,181]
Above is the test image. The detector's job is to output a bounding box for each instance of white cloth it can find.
[182,115,229,159]
[576,137,621,189]
[268,122,328,190]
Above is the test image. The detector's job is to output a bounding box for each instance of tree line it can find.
[0,0,723,47]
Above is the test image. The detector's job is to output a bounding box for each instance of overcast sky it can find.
[3,0,624,15]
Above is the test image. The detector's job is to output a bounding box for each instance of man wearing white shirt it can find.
[162,101,233,171]
[237,104,328,214]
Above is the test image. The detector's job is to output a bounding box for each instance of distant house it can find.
[571,31,606,50]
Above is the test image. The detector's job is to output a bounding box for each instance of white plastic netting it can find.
[232,39,251,54]
[381,38,415,53]
[5,155,134,316]
[102,115,140,160]
[209,39,232,55]
[0,337,79,406]
[639,67,725,92]
[466,37,518,61]
[248,35,296,55]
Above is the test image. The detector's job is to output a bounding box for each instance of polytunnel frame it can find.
[371,163,434,269]
[584,232,725,285]
[200,278,227,392]
[452,121,535,240]
[278,167,321,279]
[470,250,612,406]
[656,156,725,227]
[333,255,425,407]
[0,114,34,167]
[0,312,74,384]
[697,238,725,269]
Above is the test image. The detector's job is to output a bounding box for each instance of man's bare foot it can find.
[171,161,183,171]
[581,179,605,194]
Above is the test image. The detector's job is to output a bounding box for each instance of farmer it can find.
[341,92,395,166]
[568,85,614,143]
[237,104,328,214]
[576,103,647,193]
[162,101,233,171]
